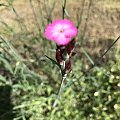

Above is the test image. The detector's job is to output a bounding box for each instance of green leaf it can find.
[0,56,13,74]
[0,75,6,82]
[45,55,60,68]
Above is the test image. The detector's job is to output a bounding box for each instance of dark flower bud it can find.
[66,38,76,55]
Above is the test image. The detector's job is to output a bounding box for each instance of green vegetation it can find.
[0,0,120,120]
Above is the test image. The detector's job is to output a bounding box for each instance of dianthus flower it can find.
[45,19,78,45]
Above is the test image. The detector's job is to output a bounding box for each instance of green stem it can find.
[53,73,67,107]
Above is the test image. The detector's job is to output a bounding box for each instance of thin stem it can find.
[37,0,45,29]
[84,35,120,75]
[7,0,27,32]
[48,0,56,22]
[62,0,67,19]
[98,35,120,63]
[81,0,93,43]
[29,0,41,35]
[76,0,85,29]
[84,35,120,74]
[53,73,67,107]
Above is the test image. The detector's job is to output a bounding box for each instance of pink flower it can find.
[45,19,78,45]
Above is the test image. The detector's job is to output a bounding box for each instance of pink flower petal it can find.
[45,24,58,40]
[55,33,71,45]
[64,27,78,38]
[44,19,78,45]
[62,19,75,29]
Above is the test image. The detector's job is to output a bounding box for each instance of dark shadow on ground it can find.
[0,85,15,120]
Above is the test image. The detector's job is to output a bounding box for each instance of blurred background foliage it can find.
[0,0,120,120]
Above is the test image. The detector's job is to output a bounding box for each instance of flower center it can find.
[59,29,64,33]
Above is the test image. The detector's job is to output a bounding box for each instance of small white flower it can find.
[94,91,99,96]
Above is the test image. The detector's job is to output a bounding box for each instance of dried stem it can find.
[81,0,93,43]
[87,35,120,72]
[29,0,41,35]
[62,0,67,19]
[76,0,86,29]
[97,35,120,63]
